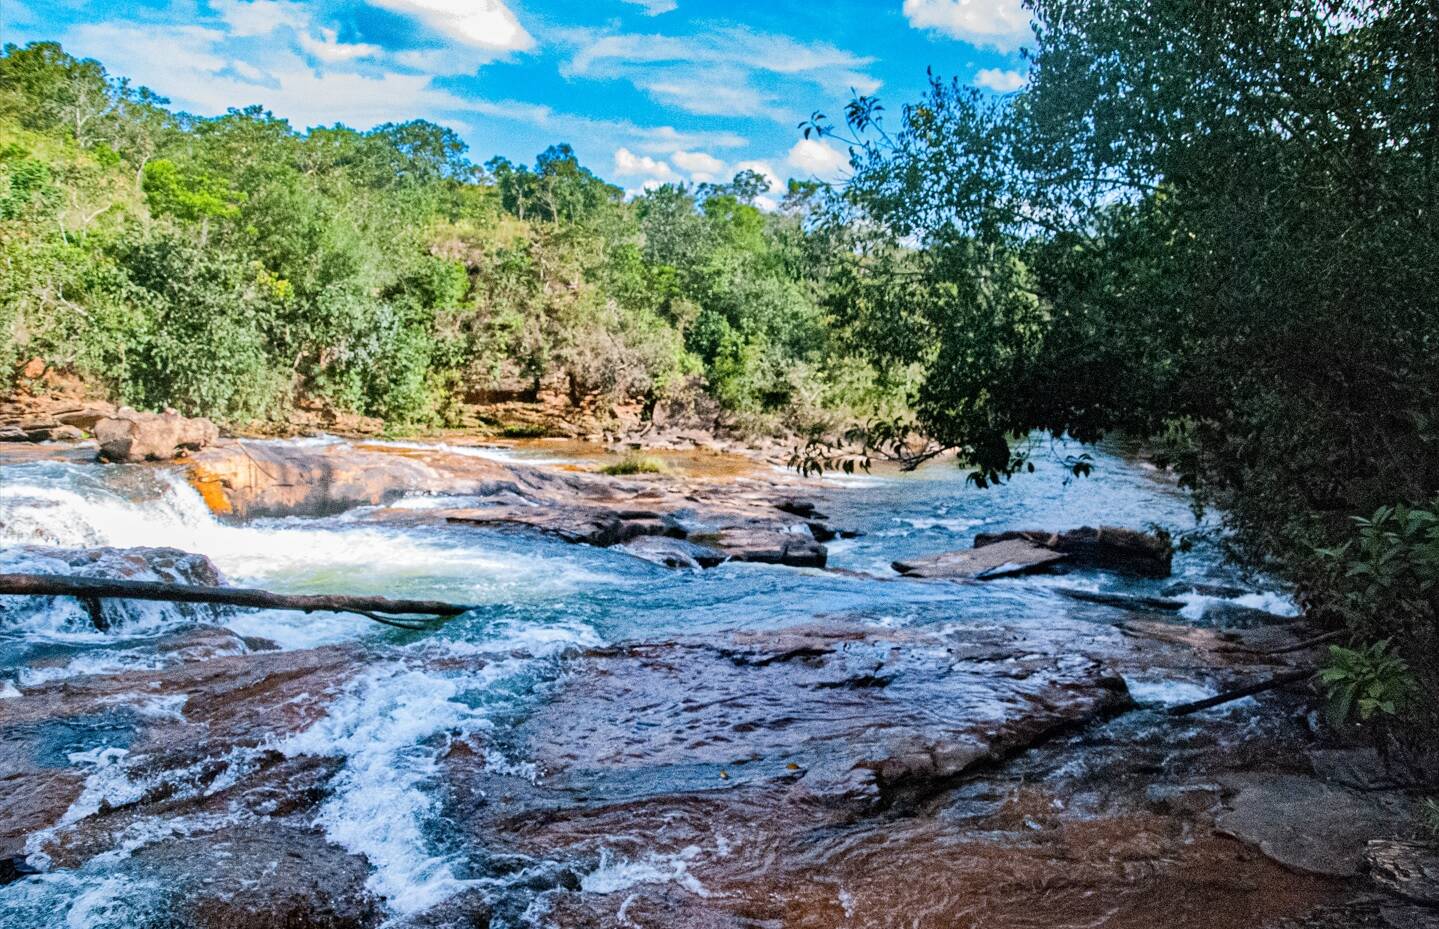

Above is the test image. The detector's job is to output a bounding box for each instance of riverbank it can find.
[0,435,1434,928]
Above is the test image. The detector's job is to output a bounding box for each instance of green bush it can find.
[599,453,668,476]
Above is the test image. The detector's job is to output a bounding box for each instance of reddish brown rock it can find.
[94,407,219,462]
[187,440,504,518]
[133,823,383,929]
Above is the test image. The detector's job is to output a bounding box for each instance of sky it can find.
[6,0,1033,197]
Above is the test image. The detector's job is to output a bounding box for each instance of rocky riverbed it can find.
[0,435,1434,928]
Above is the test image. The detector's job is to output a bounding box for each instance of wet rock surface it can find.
[461,624,1131,813]
[1215,773,1419,877]
[0,643,361,861]
[430,619,1367,929]
[893,537,1068,579]
[117,823,384,929]
[2,438,1427,929]
[186,439,844,569]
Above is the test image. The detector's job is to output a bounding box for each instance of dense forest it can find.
[0,40,908,436]
[3,0,1439,762]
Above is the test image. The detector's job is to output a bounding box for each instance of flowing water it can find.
[0,440,1299,928]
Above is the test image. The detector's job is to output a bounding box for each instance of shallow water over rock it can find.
[0,437,1364,929]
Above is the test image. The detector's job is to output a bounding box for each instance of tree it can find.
[817,0,1439,747]
[141,159,245,244]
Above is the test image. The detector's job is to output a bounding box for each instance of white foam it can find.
[1125,677,1216,706]
[0,681,20,699]
[365,439,571,466]
[274,663,489,915]
[1178,589,1301,621]
[17,651,168,687]
[579,846,708,897]
[0,463,627,649]
[896,516,985,532]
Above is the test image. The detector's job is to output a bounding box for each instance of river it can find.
[0,438,1322,929]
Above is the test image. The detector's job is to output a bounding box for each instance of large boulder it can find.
[187,440,505,518]
[974,525,1173,578]
[94,407,218,462]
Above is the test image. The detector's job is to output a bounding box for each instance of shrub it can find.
[599,453,668,476]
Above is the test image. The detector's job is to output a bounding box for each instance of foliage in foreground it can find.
[0,41,905,434]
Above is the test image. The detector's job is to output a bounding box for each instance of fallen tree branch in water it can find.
[1167,668,1316,717]
[0,573,472,631]
[1217,629,1345,657]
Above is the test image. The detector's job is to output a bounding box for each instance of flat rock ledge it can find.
[1215,773,1419,877]
[452,623,1132,818]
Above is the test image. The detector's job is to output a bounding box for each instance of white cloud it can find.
[298,27,385,63]
[672,149,725,182]
[613,147,679,183]
[622,0,678,14]
[59,15,748,184]
[212,0,392,65]
[66,22,472,128]
[786,138,848,179]
[564,26,879,121]
[902,0,1031,51]
[368,0,534,53]
[213,0,307,37]
[637,69,774,118]
[974,67,1026,92]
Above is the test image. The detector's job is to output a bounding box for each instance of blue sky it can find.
[8,0,1032,198]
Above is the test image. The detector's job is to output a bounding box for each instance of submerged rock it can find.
[618,535,728,569]
[445,617,1348,929]
[94,408,218,462]
[453,622,1130,818]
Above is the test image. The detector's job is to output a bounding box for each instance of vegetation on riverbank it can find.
[806,0,1439,764]
[0,41,910,439]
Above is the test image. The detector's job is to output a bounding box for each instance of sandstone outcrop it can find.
[94,407,219,462]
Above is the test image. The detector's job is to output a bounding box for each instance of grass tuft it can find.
[599,453,669,476]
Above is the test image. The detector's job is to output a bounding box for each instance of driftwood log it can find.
[0,573,472,631]
[1167,668,1315,717]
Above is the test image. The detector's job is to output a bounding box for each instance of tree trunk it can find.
[0,573,471,632]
